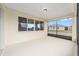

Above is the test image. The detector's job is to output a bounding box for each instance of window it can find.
[18,16,44,31]
[28,19,34,31]
[40,21,44,30]
[18,17,27,31]
[35,21,40,31]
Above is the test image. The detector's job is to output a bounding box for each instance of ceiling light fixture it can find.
[41,8,48,19]
[43,8,48,12]
[43,8,48,19]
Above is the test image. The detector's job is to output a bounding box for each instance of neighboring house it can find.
[48,24,72,31]
[48,24,56,30]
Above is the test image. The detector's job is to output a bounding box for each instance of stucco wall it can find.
[4,6,47,46]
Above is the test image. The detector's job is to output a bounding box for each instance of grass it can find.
[48,30,72,32]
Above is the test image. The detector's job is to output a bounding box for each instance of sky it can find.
[48,18,72,26]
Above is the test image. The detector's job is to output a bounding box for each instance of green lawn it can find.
[48,30,72,32]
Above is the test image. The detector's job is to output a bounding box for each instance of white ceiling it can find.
[3,3,74,19]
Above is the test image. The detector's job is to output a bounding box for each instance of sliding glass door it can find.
[48,18,72,40]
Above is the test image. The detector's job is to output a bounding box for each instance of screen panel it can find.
[57,18,72,36]
[48,21,56,34]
